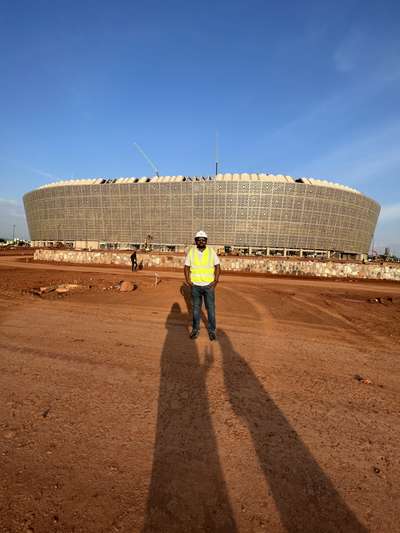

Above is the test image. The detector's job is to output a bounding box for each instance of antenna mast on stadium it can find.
[215,131,219,175]
[133,142,160,177]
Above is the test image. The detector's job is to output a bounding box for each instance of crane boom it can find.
[133,142,160,177]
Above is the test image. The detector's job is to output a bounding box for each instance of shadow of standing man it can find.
[218,329,367,533]
[143,304,237,533]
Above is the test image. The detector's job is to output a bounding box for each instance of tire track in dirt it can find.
[291,294,396,352]
[0,340,135,374]
[220,285,277,336]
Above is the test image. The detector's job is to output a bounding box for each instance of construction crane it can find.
[133,142,160,177]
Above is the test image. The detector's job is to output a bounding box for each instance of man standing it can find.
[130,249,138,271]
[184,231,220,341]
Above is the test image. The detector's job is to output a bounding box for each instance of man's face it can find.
[195,237,207,250]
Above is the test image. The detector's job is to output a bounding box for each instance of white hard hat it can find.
[195,230,208,239]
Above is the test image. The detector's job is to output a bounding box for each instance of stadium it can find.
[23,173,380,259]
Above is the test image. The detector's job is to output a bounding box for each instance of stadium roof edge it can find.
[37,173,362,195]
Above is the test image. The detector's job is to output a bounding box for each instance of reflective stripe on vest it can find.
[189,246,215,283]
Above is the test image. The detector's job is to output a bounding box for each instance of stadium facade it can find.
[23,173,380,259]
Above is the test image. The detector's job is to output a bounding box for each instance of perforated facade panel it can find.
[23,179,380,254]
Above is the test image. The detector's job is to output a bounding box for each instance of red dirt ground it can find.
[0,256,399,532]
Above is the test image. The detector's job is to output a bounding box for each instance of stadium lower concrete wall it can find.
[33,250,400,281]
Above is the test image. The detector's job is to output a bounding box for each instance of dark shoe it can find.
[208,330,217,341]
[190,329,199,339]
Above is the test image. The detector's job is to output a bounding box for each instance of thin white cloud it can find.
[268,83,373,150]
[0,155,58,181]
[333,28,365,73]
[268,35,400,149]
[26,166,58,180]
[0,198,19,207]
[333,24,400,79]
[374,202,400,255]
[298,119,400,184]
[0,198,25,216]
[379,203,400,221]
[0,198,28,239]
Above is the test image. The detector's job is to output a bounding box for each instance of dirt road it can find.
[0,257,399,532]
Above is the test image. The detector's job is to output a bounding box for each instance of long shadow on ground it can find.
[143,304,237,532]
[218,329,367,533]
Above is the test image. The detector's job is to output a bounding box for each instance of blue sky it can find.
[0,0,399,253]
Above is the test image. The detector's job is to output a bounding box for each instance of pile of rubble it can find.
[30,283,81,296]
[368,296,395,304]
[29,280,138,297]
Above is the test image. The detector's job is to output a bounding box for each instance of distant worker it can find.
[184,231,220,341]
[130,249,138,271]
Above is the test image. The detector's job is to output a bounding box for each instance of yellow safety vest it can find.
[189,246,216,284]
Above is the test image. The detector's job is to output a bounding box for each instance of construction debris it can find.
[39,286,56,294]
[354,374,373,385]
[28,279,142,296]
[119,280,137,292]
[368,296,394,304]
[30,283,82,297]
[62,284,80,290]
[55,287,69,294]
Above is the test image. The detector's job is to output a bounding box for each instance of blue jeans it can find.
[191,284,216,333]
